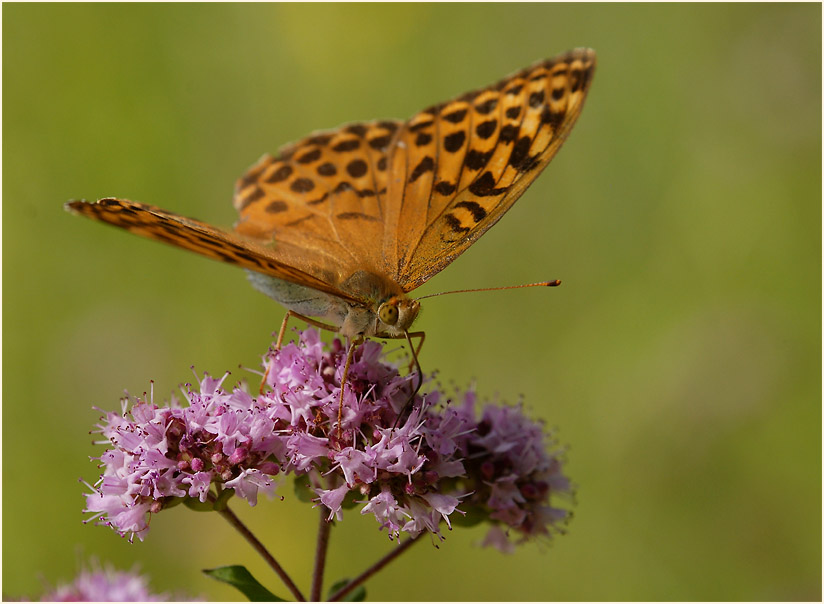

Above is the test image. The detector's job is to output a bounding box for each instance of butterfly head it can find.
[337,270,420,338]
[376,295,420,337]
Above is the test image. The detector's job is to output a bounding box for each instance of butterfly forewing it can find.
[390,47,596,291]
[65,198,361,304]
[380,106,444,280]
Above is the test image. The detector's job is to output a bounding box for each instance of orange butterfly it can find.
[67,48,596,428]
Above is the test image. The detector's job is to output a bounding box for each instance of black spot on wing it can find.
[443,214,469,235]
[346,124,367,136]
[475,120,497,139]
[369,135,391,150]
[332,139,360,152]
[267,165,293,183]
[455,200,487,222]
[296,148,321,164]
[443,108,468,123]
[499,124,518,144]
[290,178,315,193]
[415,132,433,146]
[237,171,261,191]
[570,69,583,92]
[307,192,329,206]
[306,134,332,146]
[434,181,456,196]
[541,107,566,130]
[444,131,466,153]
[475,98,498,114]
[509,136,532,170]
[459,90,479,103]
[465,149,491,171]
[378,120,399,132]
[409,120,433,132]
[346,159,368,178]
[317,162,337,176]
[237,186,265,210]
[409,156,434,183]
[468,171,508,197]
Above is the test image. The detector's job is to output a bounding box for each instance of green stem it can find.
[218,505,306,602]
[327,535,422,601]
[311,508,332,601]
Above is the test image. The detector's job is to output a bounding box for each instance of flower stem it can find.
[311,508,332,601]
[218,505,306,602]
[327,535,422,602]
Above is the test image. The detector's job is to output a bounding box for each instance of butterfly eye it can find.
[378,301,399,326]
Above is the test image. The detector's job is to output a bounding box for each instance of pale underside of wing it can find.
[385,47,597,292]
[65,198,362,305]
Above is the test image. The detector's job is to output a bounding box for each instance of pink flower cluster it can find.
[84,329,571,549]
[37,561,188,601]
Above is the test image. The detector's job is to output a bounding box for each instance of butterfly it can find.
[66,48,596,429]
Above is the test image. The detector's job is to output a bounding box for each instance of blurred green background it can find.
[3,3,820,601]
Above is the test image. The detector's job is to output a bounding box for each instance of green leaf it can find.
[450,504,486,528]
[328,578,367,602]
[340,488,360,510]
[162,496,185,510]
[203,565,285,601]
[183,496,214,512]
[293,474,315,503]
[213,487,236,511]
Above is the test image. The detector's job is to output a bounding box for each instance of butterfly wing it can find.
[383,47,597,292]
[71,49,594,305]
[233,120,403,281]
[65,198,362,305]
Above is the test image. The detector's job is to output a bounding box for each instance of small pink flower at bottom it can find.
[37,560,197,601]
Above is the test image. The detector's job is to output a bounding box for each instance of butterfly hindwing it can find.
[232,120,403,279]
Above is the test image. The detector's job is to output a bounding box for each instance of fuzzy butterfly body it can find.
[67,48,596,339]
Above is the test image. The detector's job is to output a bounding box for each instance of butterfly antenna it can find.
[394,330,424,429]
[413,280,561,301]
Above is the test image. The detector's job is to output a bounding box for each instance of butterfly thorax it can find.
[245,268,419,339]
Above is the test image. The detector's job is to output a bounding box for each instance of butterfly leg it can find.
[406,331,425,372]
[337,336,364,439]
[373,330,426,428]
[260,310,342,395]
[379,331,426,371]
[275,310,339,350]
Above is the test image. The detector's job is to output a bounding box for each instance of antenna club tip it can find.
[547,280,562,287]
